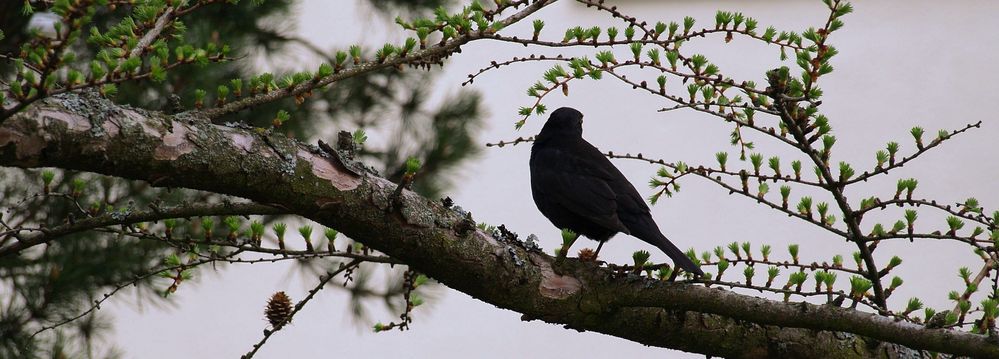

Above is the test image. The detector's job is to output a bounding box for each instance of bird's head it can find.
[536,107,583,142]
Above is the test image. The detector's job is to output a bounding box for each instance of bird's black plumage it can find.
[530,107,703,275]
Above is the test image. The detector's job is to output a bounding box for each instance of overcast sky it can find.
[107,1,999,358]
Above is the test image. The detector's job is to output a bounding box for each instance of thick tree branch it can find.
[2,93,997,358]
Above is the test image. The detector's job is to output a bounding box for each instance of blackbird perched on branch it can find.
[530,107,703,275]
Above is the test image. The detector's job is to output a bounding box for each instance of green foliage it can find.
[561,229,577,247]
[717,259,730,274]
[796,196,812,216]
[946,216,964,233]
[325,228,339,242]
[787,244,799,261]
[273,110,290,127]
[630,42,643,61]
[823,272,837,288]
[250,220,265,237]
[727,242,740,258]
[533,19,544,37]
[273,223,287,239]
[838,162,854,181]
[632,250,651,268]
[790,160,802,178]
[889,276,903,289]
[657,266,673,280]
[749,153,763,174]
[849,276,873,298]
[716,152,728,170]
[353,128,368,145]
[768,156,780,176]
[683,16,696,34]
[875,150,889,168]
[767,266,780,282]
[224,216,241,233]
[789,271,807,286]
[760,244,771,260]
[906,297,923,313]
[298,225,313,239]
[405,157,422,174]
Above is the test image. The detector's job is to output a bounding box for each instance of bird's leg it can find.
[667,266,680,282]
[593,241,605,260]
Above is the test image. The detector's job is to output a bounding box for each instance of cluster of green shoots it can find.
[1,0,243,121]
[0,0,539,128]
[194,0,532,124]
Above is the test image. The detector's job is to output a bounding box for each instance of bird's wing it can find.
[531,147,630,234]
[572,140,654,215]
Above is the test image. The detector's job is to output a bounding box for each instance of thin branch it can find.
[31,249,246,337]
[696,169,849,237]
[571,0,808,50]
[0,202,283,257]
[30,249,394,338]
[606,151,825,188]
[98,228,403,265]
[128,6,176,59]
[953,255,997,317]
[868,233,990,250]
[487,26,808,51]
[856,197,994,229]
[846,121,983,185]
[601,69,798,149]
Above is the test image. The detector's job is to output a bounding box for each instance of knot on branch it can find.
[539,257,582,300]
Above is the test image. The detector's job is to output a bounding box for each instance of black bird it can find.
[530,107,703,275]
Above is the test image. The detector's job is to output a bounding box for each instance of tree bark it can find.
[1,92,996,358]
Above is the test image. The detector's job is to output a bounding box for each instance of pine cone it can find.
[265,291,293,327]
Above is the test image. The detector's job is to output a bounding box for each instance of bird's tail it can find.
[652,235,704,276]
[626,215,704,276]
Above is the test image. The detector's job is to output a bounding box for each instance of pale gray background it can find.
[106,1,999,357]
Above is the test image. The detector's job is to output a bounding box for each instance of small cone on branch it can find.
[265,291,293,327]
